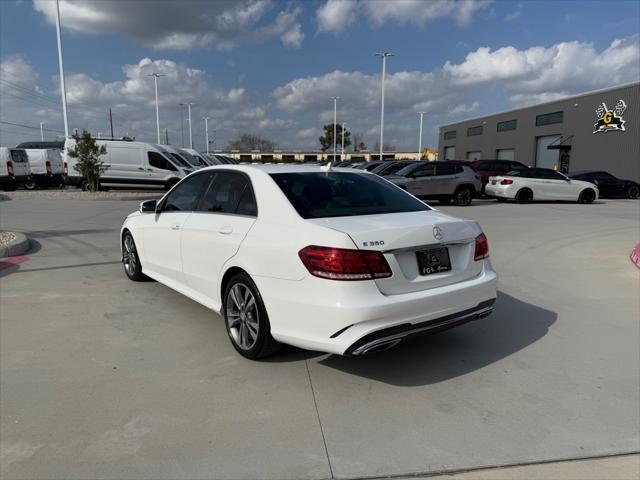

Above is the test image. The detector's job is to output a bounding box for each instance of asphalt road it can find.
[1,195,638,479]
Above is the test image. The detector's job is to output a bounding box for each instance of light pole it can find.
[418,111,426,159]
[203,116,210,154]
[40,122,44,141]
[179,104,185,147]
[341,122,346,156]
[375,51,394,160]
[147,73,165,144]
[54,0,69,139]
[186,102,194,149]
[331,97,339,160]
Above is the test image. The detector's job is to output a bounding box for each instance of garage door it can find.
[466,151,481,160]
[496,149,515,161]
[443,146,456,160]
[535,135,560,169]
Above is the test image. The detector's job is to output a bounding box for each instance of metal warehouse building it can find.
[438,82,639,182]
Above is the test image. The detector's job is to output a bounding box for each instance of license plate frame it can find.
[416,247,452,276]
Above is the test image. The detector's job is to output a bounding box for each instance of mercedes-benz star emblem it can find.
[433,225,443,241]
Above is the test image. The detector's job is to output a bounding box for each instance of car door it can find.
[591,172,619,197]
[406,163,436,196]
[146,151,181,188]
[141,172,212,284]
[181,172,258,306]
[433,162,459,195]
[539,169,571,199]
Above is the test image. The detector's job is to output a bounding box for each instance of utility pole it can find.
[109,108,114,139]
[147,73,165,144]
[341,122,346,157]
[185,102,194,149]
[165,128,169,145]
[54,0,69,139]
[418,111,426,159]
[179,104,185,148]
[40,122,44,141]
[203,116,210,153]
[375,51,394,160]
[331,97,339,161]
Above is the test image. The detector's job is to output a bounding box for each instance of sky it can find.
[0,0,639,152]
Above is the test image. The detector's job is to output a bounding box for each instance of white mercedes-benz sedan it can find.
[120,165,497,359]
[486,167,598,204]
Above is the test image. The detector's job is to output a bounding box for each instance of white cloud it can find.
[504,3,524,21]
[316,0,358,34]
[32,0,303,50]
[316,0,491,35]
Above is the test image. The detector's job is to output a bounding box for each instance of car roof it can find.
[193,164,372,175]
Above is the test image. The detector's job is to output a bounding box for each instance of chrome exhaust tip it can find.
[357,338,403,355]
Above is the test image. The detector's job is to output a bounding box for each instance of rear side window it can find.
[10,150,28,163]
[436,163,458,176]
[412,163,436,177]
[148,152,177,171]
[270,172,430,219]
[162,173,212,212]
[198,172,254,215]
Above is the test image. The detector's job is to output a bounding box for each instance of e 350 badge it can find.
[593,100,627,134]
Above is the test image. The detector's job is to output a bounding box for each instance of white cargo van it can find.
[181,148,214,167]
[64,139,189,190]
[160,145,205,169]
[24,149,65,189]
[0,147,32,191]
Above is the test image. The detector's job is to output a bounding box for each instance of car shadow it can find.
[317,291,556,386]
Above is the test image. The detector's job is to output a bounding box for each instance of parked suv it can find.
[0,147,32,191]
[470,159,528,195]
[386,161,481,206]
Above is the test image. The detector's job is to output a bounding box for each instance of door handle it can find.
[137,167,145,171]
[219,226,233,235]
[171,224,181,230]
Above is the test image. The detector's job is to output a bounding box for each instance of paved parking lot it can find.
[1,195,638,479]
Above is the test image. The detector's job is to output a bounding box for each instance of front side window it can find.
[198,172,253,214]
[536,111,563,126]
[270,172,430,219]
[162,173,212,212]
[148,152,177,171]
[534,169,565,180]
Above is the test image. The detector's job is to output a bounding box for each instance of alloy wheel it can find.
[226,283,259,350]
[456,188,472,206]
[123,235,138,277]
[627,186,639,199]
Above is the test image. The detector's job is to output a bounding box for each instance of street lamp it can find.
[40,122,44,141]
[179,104,185,147]
[375,51,394,160]
[418,111,426,159]
[54,0,69,139]
[203,116,210,154]
[147,73,165,144]
[331,97,339,161]
[341,122,346,157]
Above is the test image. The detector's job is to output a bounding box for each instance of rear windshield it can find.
[270,171,430,219]
[10,149,28,163]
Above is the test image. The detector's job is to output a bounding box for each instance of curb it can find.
[0,232,30,258]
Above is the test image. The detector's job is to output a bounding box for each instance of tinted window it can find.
[235,187,257,216]
[10,149,28,163]
[436,163,458,176]
[536,111,563,126]
[270,172,430,219]
[382,162,412,175]
[593,172,616,181]
[148,152,177,171]
[532,169,565,180]
[443,130,456,140]
[506,170,530,177]
[509,162,527,170]
[198,172,251,214]
[412,163,437,177]
[497,120,517,132]
[467,125,483,136]
[162,173,212,212]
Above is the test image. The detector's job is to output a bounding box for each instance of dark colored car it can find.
[568,171,639,199]
[371,160,420,176]
[355,160,389,171]
[470,159,529,195]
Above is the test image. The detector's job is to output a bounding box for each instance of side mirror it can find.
[139,199,158,213]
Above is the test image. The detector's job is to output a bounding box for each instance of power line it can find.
[0,120,65,134]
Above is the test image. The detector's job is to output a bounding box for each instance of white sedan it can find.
[486,168,598,204]
[120,165,497,359]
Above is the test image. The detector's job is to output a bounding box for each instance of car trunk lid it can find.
[307,210,483,295]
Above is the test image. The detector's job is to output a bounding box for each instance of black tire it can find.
[626,185,639,199]
[453,186,474,206]
[24,179,37,190]
[578,188,596,204]
[80,180,95,192]
[164,178,179,191]
[516,188,533,204]
[223,272,281,360]
[496,197,508,202]
[122,231,146,281]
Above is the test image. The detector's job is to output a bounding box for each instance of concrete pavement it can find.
[1,196,638,479]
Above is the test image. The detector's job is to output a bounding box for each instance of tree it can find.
[352,132,366,152]
[67,130,107,192]
[228,134,276,152]
[319,123,351,152]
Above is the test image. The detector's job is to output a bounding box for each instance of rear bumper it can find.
[485,184,515,198]
[254,261,497,355]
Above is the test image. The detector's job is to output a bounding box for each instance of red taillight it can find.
[474,233,489,261]
[6,161,14,176]
[298,245,392,281]
[45,160,52,176]
[500,179,513,185]
[63,161,68,176]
